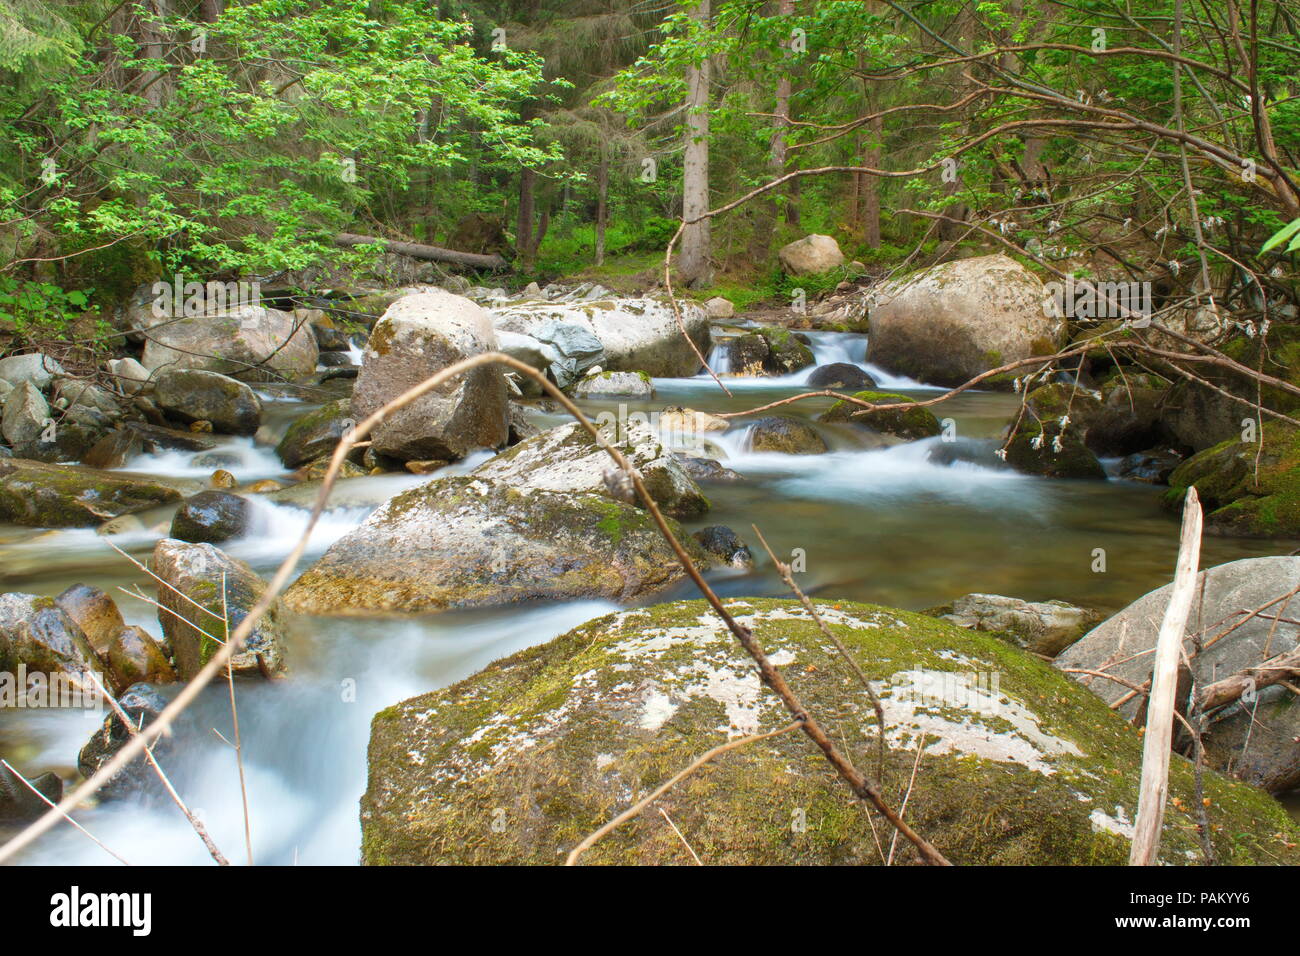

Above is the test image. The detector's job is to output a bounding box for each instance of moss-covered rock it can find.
[152,539,287,680]
[745,416,828,454]
[725,327,815,377]
[276,398,354,469]
[361,598,1300,865]
[570,370,655,399]
[1004,416,1106,479]
[819,390,942,440]
[283,476,711,615]
[1163,421,1300,536]
[0,458,186,528]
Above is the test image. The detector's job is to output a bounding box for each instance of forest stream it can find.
[3,326,1296,864]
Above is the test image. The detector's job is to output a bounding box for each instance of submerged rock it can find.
[350,289,509,463]
[866,254,1063,386]
[152,539,287,680]
[0,459,185,527]
[674,454,744,484]
[692,525,754,568]
[0,763,63,821]
[153,368,263,436]
[1058,556,1300,794]
[284,476,710,615]
[471,421,708,520]
[1004,419,1106,479]
[938,593,1102,657]
[745,416,827,455]
[361,598,1299,865]
[819,389,942,440]
[78,684,179,801]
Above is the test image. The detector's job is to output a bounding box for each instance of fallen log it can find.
[334,232,508,270]
[1196,644,1300,712]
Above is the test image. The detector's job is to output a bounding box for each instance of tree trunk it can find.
[517,166,537,270]
[862,114,883,248]
[334,233,506,270]
[751,0,794,262]
[678,0,712,288]
[595,147,609,266]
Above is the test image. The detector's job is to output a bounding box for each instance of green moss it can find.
[361,598,1300,866]
[819,390,942,439]
[1164,421,1300,536]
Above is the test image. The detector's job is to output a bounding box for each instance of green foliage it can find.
[0,276,96,338]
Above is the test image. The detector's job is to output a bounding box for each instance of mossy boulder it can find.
[745,416,828,454]
[0,458,186,527]
[725,327,814,376]
[1025,381,1166,457]
[1004,418,1106,479]
[275,398,354,469]
[819,390,942,440]
[361,598,1300,865]
[472,421,708,520]
[283,476,711,615]
[152,539,287,680]
[1163,421,1300,536]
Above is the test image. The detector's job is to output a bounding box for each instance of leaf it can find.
[1262,218,1300,253]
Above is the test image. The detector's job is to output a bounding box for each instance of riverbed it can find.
[2,328,1295,864]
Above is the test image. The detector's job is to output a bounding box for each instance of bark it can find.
[517,166,537,270]
[678,0,713,287]
[595,147,609,266]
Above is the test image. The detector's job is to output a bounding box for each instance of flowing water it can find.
[2,328,1296,864]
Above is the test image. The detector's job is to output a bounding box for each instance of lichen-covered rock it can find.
[140,305,319,382]
[866,255,1063,386]
[806,363,876,390]
[0,459,185,527]
[275,398,353,468]
[169,490,251,543]
[570,370,655,399]
[152,539,287,680]
[472,421,708,520]
[938,593,1102,657]
[493,297,709,378]
[778,234,845,275]
[153,368,263,436]
[283,476,710,615]
[745,416,827,454]
[1058,556,1300,794]
[819,389,942,440]
[1163,422,1300,536]
[361,598,1300,865]
[351,290,509,462]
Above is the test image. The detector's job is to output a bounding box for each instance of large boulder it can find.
[152,539,287,680]
[1057,556,1300,794]
[361,598,1299,865]
[351,290,509,462]
[283,476,710,615]
[153,368,262,436]
[866,255,1063,386]
[493,297,709,379]
[725,327,814,377]
[140,305,319,382]
[471,421,709,520]
[778,234,845,276]
[807,363,876,390]
[0,459,185,527]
